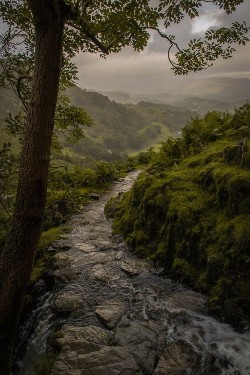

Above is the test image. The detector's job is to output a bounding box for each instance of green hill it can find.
[58,86,198,164]
[106,104,250,328]
[0,85,197,166]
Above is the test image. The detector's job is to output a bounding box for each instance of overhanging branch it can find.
[67,21,110,55]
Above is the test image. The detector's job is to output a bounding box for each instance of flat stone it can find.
[52,291,84,313]
[74,243,96,253]
[96,299,126,329]
[121,260,142,276]
[88,264,112,283]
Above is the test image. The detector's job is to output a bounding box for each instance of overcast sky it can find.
[74,1,250,93]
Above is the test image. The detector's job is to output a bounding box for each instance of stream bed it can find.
[15,171,250,375]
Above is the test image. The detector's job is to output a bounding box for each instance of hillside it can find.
[60,86,197,163]
[106,104,250,327]
[0,85,197,165]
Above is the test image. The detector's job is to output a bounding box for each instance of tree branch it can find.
[67,20,110,55]
[146,27,181,69]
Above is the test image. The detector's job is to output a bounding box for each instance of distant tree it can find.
[0,0,249,372]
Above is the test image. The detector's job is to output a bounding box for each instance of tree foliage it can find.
[0,0,249,89]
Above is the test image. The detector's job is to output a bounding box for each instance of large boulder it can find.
[114,321,166,375]
[51,325,142,375]
[51,291,85,313]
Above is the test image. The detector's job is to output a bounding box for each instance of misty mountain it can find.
[96,77,250,115]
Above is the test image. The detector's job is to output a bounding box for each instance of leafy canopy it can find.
[0,0,249,84]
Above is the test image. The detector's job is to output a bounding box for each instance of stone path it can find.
[18,172,250,375]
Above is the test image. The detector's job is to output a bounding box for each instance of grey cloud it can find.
[74,1,250,93]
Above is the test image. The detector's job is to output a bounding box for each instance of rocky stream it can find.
[15,171,250,375]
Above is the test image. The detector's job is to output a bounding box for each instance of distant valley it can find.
[97,77,250,115]
[1,76,249,166]
[0,85,197,166]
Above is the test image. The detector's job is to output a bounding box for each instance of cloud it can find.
[191,10,223,34]
[73,1,250,93]
[74,49,174,93]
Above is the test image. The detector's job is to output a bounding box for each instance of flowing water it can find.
[15,171,250,375]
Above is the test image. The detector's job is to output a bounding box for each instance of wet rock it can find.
[118,316,130,327]
[51,362,81,375]
[54,325,110,350]
[77,346,141,375]
[121,260,142,276]
[54,252,72,268]
[96,240,113,251]
[51,241,72,251]
[152,267,165,276]
[114,250,124,260]
[152,341,199,375]
[74,243,96,253]
[88,264,113,283]
[52,325,142,375]
[166,290,207,313]
[114,321,166,375]
[52,291,85,313]
[81,252,111,265]
[52,269,77,283]
[96,299,126,329]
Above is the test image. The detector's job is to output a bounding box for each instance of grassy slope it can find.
[0,85,197,166]
[64,87,197,163]
[106,106,250,327]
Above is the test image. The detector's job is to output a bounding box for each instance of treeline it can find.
[106,104,250,328]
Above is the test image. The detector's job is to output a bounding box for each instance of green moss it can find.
[171,258,197,285]
[149,242,167,262]
[209,277,233,314]
[108,105,250,327]
[195,272,208,292]
[30,226,70,285]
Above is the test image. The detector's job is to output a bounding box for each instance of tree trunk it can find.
[0,1,66,372]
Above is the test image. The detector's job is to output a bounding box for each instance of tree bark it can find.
[0,1,67,372]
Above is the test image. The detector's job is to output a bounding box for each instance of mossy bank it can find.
[106,104,250,328]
